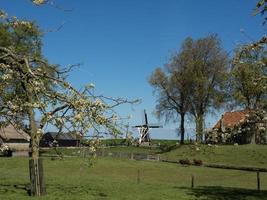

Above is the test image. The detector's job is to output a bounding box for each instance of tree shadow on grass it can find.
[177,186,267,200]
[0,183,30,196]
[47,184,108,198]
[0,183,108,198]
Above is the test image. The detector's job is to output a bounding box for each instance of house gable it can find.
[208,110,267,144]
[40,131,81,147]
[213,110,251,130]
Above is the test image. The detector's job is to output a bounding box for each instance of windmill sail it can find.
[133,110,162,145]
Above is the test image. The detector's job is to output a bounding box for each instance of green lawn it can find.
[1,156,267,200]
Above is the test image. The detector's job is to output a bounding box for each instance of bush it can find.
[193,159,203,166]
[179,159,191,165]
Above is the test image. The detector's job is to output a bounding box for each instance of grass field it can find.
[1,155,267,200]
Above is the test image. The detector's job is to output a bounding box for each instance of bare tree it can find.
[149,48,192,144]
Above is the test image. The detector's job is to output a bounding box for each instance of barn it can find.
[40,131,82,147]
[0,125,30,151]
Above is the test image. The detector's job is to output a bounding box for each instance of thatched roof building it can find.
[0,125,30,151]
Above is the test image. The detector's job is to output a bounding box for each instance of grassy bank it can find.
[160,144,267,168]
[41,143,267,168]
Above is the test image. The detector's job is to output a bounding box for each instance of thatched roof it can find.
[0,125,30,141]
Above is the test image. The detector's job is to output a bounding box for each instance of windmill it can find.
[133,110,162,145]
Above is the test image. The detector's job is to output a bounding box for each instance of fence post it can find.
[257,171,260,191]
[131,153,134,160]
[157,154,160,161]
[80,148,84,157]
[191,175,194,188]
[137,169,140,184]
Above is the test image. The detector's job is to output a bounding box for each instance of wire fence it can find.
[80,148,161,161]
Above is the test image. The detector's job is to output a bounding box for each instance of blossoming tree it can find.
[0,8,136,197]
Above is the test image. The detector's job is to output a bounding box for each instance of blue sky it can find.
[1,0,266,139]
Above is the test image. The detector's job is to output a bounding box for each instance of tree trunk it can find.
[250,123,256,144]
[195,114,204,143]
[29,158,46,196]
[250,132,256,144]
[25,88,43,196]
[22,58,45,196]
[28,108,39,160]
[28,107,45,196]
[180,113,185,144]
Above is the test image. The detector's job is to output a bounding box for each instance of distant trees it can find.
[149,35,229,143]
[150,0,267,144]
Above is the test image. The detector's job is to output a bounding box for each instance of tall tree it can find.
[231,48,267,109]
[232,0,267,109]
[149,47,192,144]
[0,12,56,128]
[184,35,229,142]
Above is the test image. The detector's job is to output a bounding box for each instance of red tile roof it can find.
[214,110,251,130]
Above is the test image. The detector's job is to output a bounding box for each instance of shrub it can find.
[193,159,203,166]
[179,159,191,165]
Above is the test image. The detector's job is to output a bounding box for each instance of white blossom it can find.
[1,74,11,80]
[0,144,9,152]
[32,0,46,5]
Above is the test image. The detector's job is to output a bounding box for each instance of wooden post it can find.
[257,171,260,191]
[191,175,194,188]
[137,169,140,184]
[131,153,134,160]
[157,154,160,161]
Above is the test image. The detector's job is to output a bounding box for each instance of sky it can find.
[1,0,266,140]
